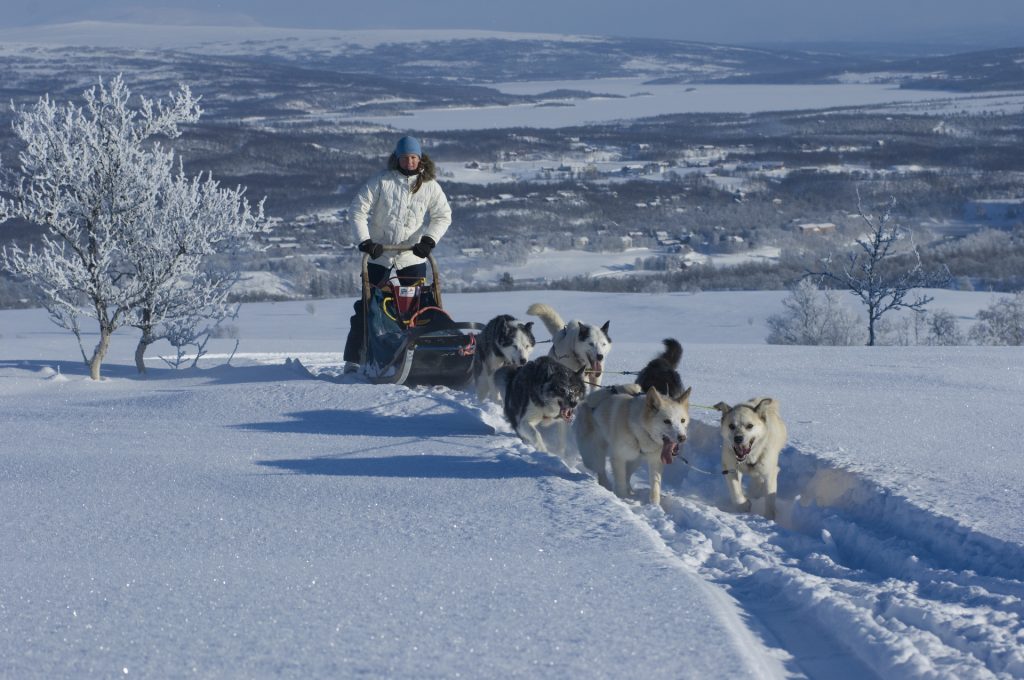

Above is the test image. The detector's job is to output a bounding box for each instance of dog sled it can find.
[358,246,483,387]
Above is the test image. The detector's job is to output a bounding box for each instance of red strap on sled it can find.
[458,334,477,357]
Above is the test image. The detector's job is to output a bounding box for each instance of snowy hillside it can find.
[2,289,1022,678]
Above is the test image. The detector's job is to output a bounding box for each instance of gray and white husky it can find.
[497,355,586,456]
[473,314,536,403]
[527,303,611,389]
[713,397,788,520]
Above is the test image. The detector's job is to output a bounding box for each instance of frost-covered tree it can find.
[0,75,264,379]
[125,167,265,373]
[806,192,949,346]
[766,278,864,345]
[969,292,1024,346]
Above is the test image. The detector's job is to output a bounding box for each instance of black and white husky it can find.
[473,314,536,403]
[497,355,586,455]
[526,303,611,389]
[635,338,683,397]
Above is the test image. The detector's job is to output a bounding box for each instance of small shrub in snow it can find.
[766,278,864,345]
[924,309,966,346]
[969,292,1024,346]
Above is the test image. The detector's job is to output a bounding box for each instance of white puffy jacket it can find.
[349,168,452,270]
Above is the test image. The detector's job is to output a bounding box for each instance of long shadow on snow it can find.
[2,359,308,384]
[258,453,548,480]
[236,408,492,437]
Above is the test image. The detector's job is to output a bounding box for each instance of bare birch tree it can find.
[806,191,949,346]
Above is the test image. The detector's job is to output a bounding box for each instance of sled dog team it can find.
[476,303,788,520]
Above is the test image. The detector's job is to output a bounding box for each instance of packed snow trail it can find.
[379,369,1024,680]
[633,429,1023,679]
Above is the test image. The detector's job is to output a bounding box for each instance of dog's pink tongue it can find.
[661,437,678,465]
[592,359,603,379]
[560,406,574,422]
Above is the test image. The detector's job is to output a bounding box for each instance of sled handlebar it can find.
[360,246,441,307]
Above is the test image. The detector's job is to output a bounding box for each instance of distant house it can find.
[797,222,837,235]
[461,247,485,257]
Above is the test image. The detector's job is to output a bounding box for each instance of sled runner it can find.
[359,246,483,387]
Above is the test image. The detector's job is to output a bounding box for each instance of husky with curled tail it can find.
[635,338,683,397]
[713,397,787,520]
[473,314,536,404]
[526,302,611,389]
[496,356,586,456]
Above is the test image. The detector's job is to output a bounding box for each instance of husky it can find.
[497,355,586,455]
[635,338,683,397]
[527,302,611,389]
[713,398,788,520]
[584,339,687,491]
[473,314,536,403]
[575,384,691,505]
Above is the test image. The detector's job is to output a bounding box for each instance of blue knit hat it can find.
[394,136,422,157]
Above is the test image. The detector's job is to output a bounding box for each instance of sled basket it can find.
[359,249,483,388]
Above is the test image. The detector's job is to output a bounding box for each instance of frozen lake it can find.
[355,78,1024,130]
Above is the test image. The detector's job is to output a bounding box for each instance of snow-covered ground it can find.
[2,289,1022,679]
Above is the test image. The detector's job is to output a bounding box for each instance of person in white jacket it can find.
[343,136,453,370]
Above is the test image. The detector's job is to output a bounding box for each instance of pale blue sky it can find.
[2,0,1023,47]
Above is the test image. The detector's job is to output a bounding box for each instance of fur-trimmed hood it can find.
[387,152,436,193]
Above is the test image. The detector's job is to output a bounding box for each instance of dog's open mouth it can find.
[661,436,679,465]
[733,440,754,461]
[559,405,575,422]
[590,357,603,380]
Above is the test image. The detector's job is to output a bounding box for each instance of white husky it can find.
[575,384,691,505]
[527,303,611,389]
[713,397,788,520]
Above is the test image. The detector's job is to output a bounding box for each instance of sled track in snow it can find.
[448,388,1024,679]
[644,425,1024,680]
[296,366,1024,679]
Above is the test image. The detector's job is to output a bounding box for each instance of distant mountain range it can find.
[0,22,1021,96]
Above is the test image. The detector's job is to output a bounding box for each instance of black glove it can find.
[411,236,436,259]
[358,239,384,259]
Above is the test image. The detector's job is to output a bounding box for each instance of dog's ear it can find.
[713,401,731,415]
[601,320,610,335]
[753,398,776,417]
[645,386,663,410]
[523,321,534,332]
[575,366,586,378]
[677,386,692,403]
